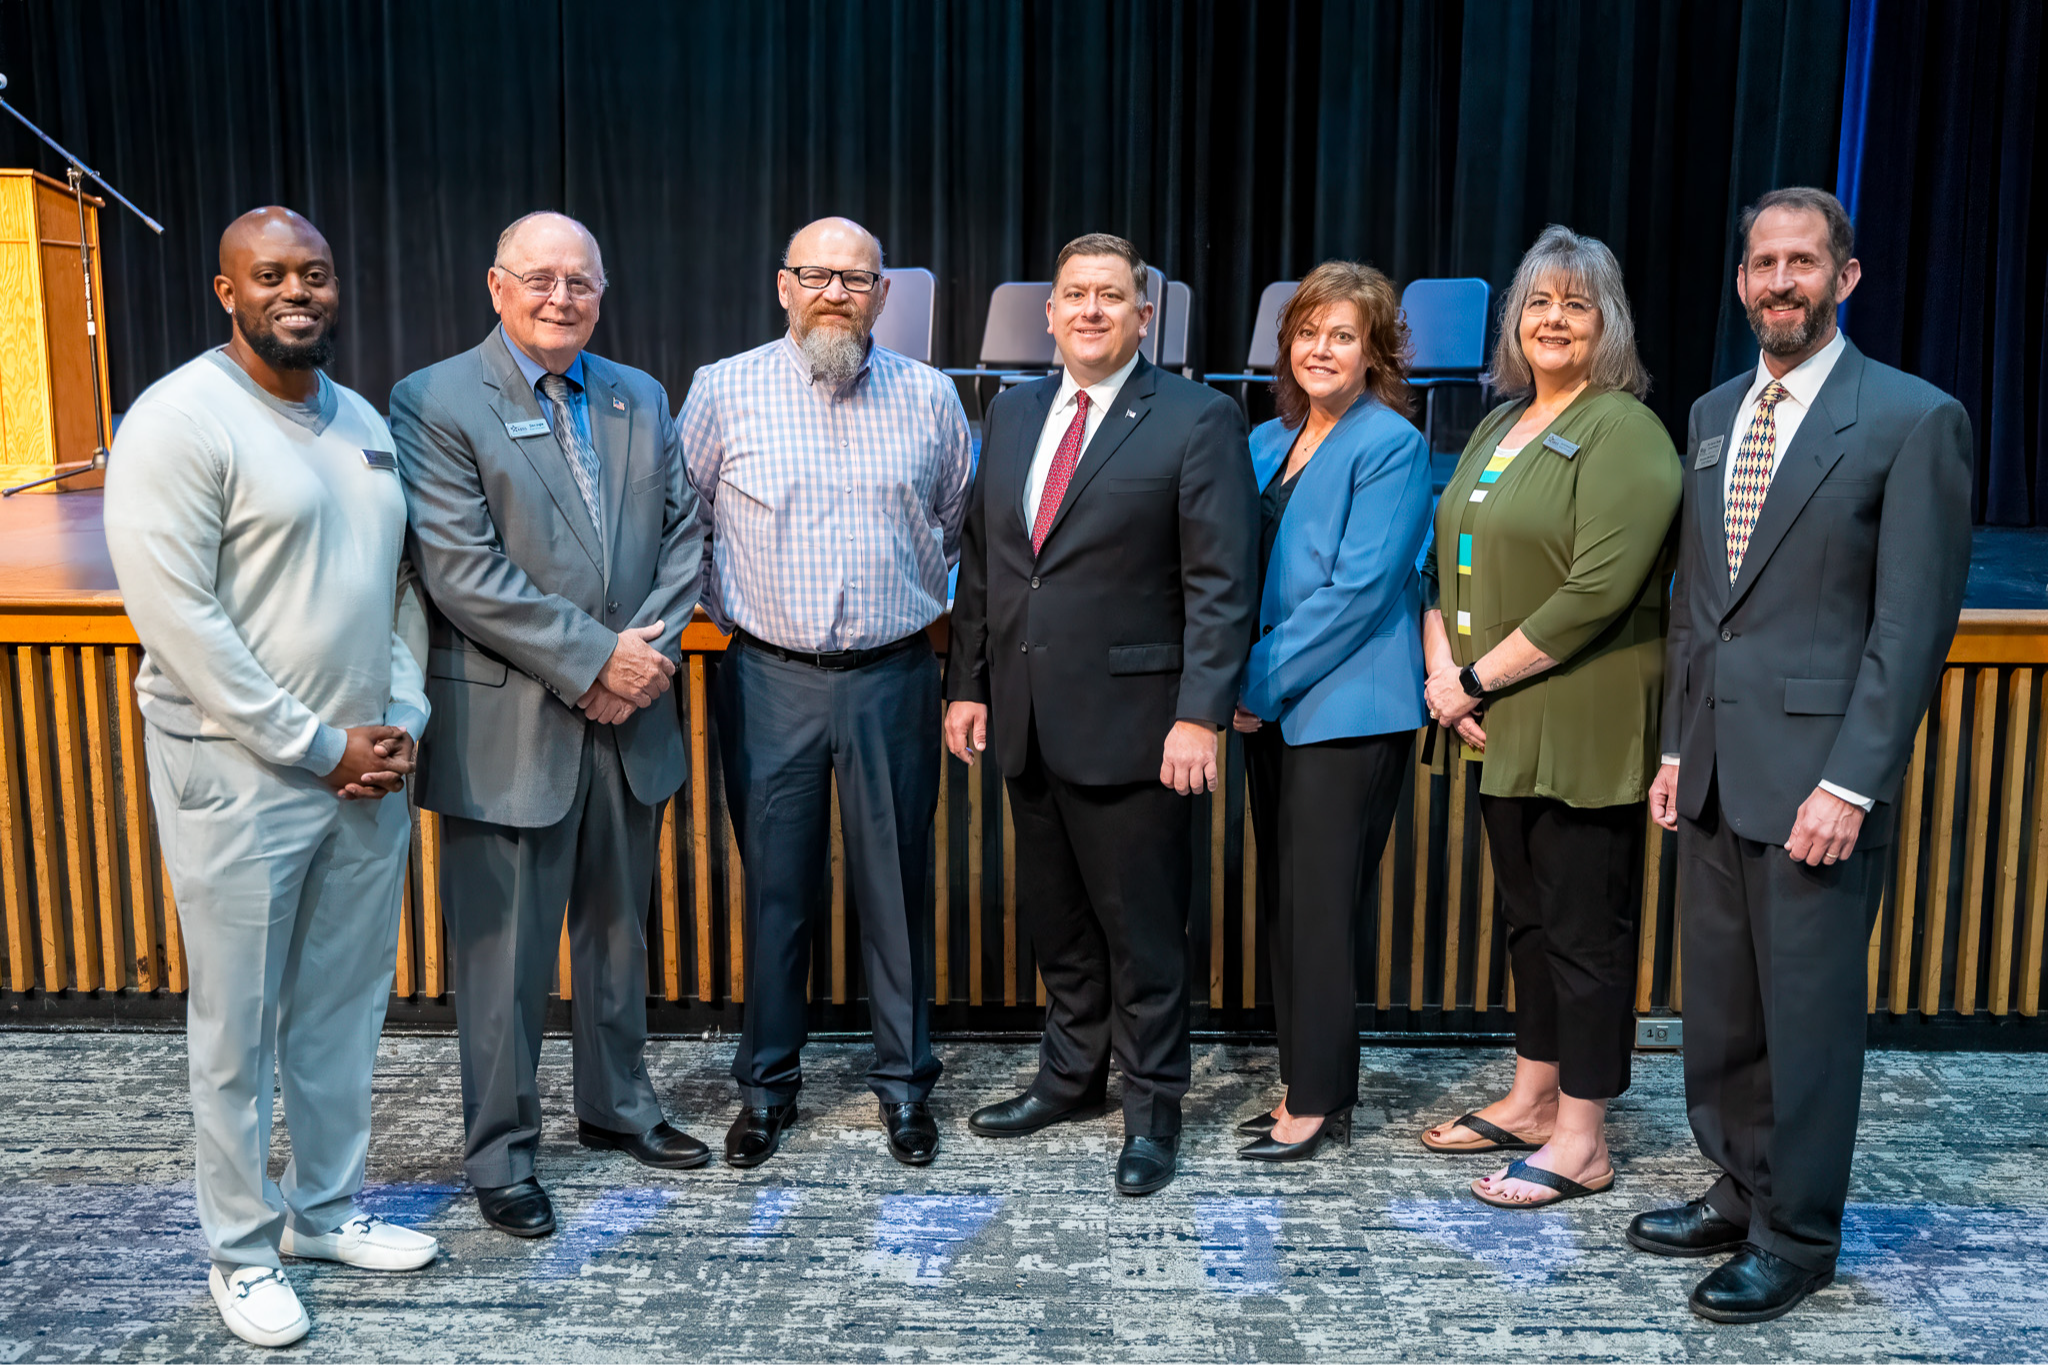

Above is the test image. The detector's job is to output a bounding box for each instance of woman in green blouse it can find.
[1416,226,1681,1210]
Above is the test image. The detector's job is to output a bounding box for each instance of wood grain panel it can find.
[50,647,98,990]
[1475,818,1496,1010]
[726,811,744,1003]
[1440,756,1466,1009]
[161,853,186,993]
[17,648,63,991]
[1376,793,1396,1012]
[935,755,950,1004]
[1988,669,2030,1016]
[395,863,415,998]
[689,656,712,1002]
[1636,812,1663,1014]
[78,646,120,989]
[1409,745,1431,1010]
[419,810,443,999]
[659,799,681,1002]
[0,649,31,991]
[0,173,55,473]
[1953,668,1999,1014]
[557,918,572,1001]
[2023,671,2048,1018]
[1890,714,1929,1016]
[1921,670,1966,1015]
[114,647,155,990]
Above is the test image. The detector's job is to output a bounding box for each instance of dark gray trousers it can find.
[714,636,942,1108]
[440,726,664,1188]
[1679,787,1885,1272]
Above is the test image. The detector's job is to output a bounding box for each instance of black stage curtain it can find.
[1,0,1846,451]
[1843,0,2045,526]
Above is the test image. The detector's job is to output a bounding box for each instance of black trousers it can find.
[1479,793,1645,1101]
[1244,726,1410,1116]
[1680,784,1884,1272]
[1006,725,1193,1137]
[713,636,942,1107]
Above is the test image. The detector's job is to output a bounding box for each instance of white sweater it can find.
[105,349,428,776]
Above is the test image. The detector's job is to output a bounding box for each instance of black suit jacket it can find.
[947,356,1259,786]
[1662,338,1972,847]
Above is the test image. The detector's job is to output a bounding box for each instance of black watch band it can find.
[1458,664,1487,699]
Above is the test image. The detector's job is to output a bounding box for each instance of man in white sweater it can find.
[104,208,439,1349]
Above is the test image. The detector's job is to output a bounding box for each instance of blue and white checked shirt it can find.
[679,334,973,652]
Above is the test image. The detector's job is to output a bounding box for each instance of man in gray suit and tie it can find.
[393,212,711,1238]
[1636,188,1972,1323]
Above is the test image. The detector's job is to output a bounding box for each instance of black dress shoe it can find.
[476,1177,555,1238]
[578,1119,712,1170]
[1690,1247,1834,1324]
[1116,1135,1178,1196]
[1626,1197,1748,1258]
[1236,1112,1279,1137]
[1238,1108,1352,1163]
[967,1091,1106,1138]
[724,1099,799,1169]
[882,1101,939,1166]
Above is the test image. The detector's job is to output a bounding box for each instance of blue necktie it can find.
[538,372,603,546]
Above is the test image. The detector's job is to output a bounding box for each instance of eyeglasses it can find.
[783,265,881,293]
[493,265,606,301]
[1523,296,1596,320]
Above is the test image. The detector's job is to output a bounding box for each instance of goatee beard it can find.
[236,305,337,371]
[791,309,868,387]
[1746,280,1837,357]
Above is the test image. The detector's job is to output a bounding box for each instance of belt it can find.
[733,628,924,672]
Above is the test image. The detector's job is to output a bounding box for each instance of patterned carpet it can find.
[0,1032,2042,1362]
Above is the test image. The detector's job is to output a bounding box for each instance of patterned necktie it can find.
[538,372,604,546]
[1030,390,1090,555]
[1724,380,1790,583]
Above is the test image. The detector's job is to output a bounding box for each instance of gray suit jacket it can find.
[1662,338,1972,848]
[392,327,706,828]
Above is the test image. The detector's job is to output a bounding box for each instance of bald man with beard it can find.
[680,216,972,1168]
[105,208,439,1349]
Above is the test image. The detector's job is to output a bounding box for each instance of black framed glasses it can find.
[783,265,881,293]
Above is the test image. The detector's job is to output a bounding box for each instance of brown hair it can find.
[1490,225,1650,400]
[1271,260,1413,428]
[1053,232,1149,301]
[1739,187,1855,269]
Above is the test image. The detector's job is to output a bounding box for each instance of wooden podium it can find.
[0,169,112,493]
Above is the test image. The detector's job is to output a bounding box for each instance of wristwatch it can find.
[1458,664,1487,699]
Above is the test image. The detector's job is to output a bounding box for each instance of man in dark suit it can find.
[1639,188,1972,1322]
[393,212,711,1239]
[945,233,1258,1195]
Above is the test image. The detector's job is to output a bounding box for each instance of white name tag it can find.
[1694,436,1724,469]
[504,418,551,439]
[1543,433,1580,459]
[361,448,397,471]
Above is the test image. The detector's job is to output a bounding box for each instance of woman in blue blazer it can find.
[1234,261,1432,1162]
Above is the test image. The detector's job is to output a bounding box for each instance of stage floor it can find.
[0,1035,2041,1363]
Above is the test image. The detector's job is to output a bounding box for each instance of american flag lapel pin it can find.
[612,396,627,411]
[1125,408,1137,418]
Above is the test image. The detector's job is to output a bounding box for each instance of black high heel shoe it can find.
[1236,1111,1280,1137]
[1237,1108,1354,1162]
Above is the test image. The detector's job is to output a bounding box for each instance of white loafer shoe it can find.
[281,1211,440,1271]
[209,1265,310,1348]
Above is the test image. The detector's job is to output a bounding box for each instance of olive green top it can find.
[1421,387,1682,807]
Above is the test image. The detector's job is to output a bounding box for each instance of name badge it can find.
[1542,433,1580,459]
[361,448,397,471]
[504,418,552,439]
[1694,436,1724,469]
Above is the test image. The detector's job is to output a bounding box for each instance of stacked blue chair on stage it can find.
[1401,276,1490,458]
[1203,280,1299,408]
[873,267,936,365]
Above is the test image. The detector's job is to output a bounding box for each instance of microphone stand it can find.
[0,75,164,496]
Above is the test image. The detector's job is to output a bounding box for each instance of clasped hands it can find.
[575,621,676,724]
[1422,663,1487,752]
[322,726,415,801]
[943,704,1223,796]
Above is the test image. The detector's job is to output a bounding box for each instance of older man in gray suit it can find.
[393,212,710,1239]
[1637,188,1972,1324]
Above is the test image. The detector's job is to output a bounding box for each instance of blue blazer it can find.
[1240,396,1432,743]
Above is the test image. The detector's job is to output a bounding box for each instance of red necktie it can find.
[1030,390,1090,555]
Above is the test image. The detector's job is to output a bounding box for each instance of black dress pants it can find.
[1479,793,1645,1101]
[1006,725,1192,1138]
[1679,784,1884,1273]
[1244,726,1410,1116]
[713,636,942,1107]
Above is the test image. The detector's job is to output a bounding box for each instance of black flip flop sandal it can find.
[1471,1158,1615,1210]
[1421,1112,1543,1154]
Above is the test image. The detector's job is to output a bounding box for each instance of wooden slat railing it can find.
[2,601,2045,1037]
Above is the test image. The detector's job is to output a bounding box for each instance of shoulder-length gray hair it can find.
[1489,225,1650,400]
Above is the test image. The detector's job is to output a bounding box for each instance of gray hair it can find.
[493,211,607,285]
[1489,225,1649,400]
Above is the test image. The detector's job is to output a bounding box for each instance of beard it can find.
[236,304,337,371]
[790,304,869,386]
[1745,277,1837,357]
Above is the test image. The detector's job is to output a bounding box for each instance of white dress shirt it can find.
[1666,328,1869,812]
[1022,348,1144,525]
